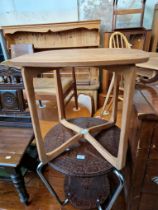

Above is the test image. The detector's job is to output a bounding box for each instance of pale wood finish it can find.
[10,48,149,170]
[110,72,119,123]
[109,32,131,49]
[117,66,136,168]
[2,20,100,35]
[2,20,100,110]
[2,20,100,49]
[85,132,117,167]
[10,43,78,112]
[54,69,66,120]
[136,52,158,83]
[47,133,82,162]
[136,52,158,70]
[10,48,148,68]
[2,20,100,82]
[114,8,143,15]
[22,68,48,164]
[100,72,115,116]
[88,121,115,134]
[101,32,131,117]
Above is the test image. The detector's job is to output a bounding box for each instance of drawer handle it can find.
[152,177,158,184]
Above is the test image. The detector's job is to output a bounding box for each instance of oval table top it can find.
[10,48,149,68]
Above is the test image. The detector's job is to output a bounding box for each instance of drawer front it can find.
[139,193,158,210]
[143,160,158,194]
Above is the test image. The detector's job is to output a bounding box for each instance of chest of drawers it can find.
[126,84,158,210]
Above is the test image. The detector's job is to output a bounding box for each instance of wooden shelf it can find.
[2,20,101,110]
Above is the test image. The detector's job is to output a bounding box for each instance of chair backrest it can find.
[109,31,131,49]
[11,44,34,58]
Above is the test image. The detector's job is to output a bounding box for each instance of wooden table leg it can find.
[7,167,29,205]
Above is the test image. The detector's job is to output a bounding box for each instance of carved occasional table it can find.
[10,48,149,209]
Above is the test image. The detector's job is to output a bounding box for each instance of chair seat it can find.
[44,117,120,177]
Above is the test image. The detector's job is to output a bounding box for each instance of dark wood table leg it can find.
[7,167,29,205]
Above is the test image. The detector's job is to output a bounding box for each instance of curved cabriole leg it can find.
[36,162,69,206]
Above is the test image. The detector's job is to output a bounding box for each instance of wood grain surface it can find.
[10,48,149,68]
[0,127,34,167]
[136,52,158,70]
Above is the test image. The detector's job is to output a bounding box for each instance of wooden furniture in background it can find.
[100,0,151,106]
[0,65,32,127]
[0,65,35,204]
[100,28,152,107]
[125,84,158,210]
[104,29,151,51]
[9,43,78,113]
[151,4,158,52]
[100,31,131,117]
[109,31,131,48]
[2,20,100,110]
[0,27,9,60]
[2,21,100,49]
[0,127,34,205]
[11,43,34,58]
[10,48,148,209]
[112,0,146,31]
[136,52,158,83]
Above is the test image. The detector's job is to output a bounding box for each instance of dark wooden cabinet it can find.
[104,28,152,51]
[99,28,152,108]
[125,84,158,210]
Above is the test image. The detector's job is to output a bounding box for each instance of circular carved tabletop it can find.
[45,117,120,177]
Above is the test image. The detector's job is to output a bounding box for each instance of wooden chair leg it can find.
[72,67,78,110]
[110,72,119,123]
[100,72,115,117]
[54,69,66,120]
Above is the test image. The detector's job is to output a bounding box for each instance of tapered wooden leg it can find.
[22,68,47,164]
[117,65,136,169]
